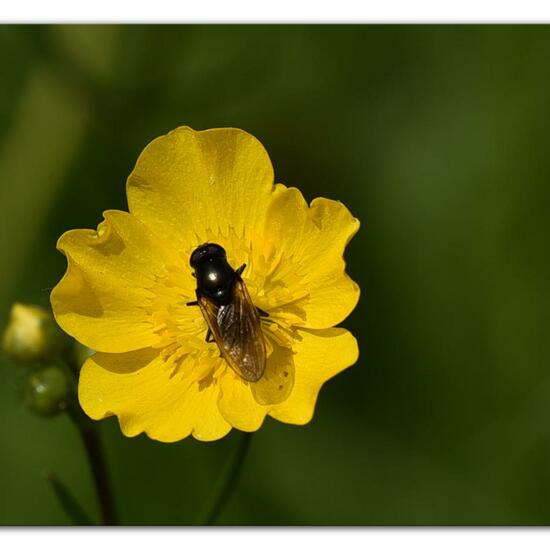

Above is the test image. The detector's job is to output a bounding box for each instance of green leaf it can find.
[44,470,96,526]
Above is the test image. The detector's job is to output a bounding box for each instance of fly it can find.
[186,243,267,382]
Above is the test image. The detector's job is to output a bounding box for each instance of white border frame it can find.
[2,1,550,23]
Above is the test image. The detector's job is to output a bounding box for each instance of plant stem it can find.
[68,409,118,526]
[198,431,252,526]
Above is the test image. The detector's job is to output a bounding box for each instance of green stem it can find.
[60,351,117,525]
[198,432,252,526]
[68,409,118,526]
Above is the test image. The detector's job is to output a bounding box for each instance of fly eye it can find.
[190,243,227,267]
[189,248,203,267]
[206,243,226,258]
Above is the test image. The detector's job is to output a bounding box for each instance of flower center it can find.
[143,229,309,386]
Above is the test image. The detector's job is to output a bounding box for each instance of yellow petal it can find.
[217,369,267,432]
[79,348,231,442]
[263,186,360,329]
[126,126,275,252]
[51,210,180,353]
[216,339,296,431]
[250,343,295,406]
[269,327,359,425]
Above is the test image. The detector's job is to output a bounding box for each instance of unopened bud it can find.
[2,303,69,365]
[23,366,72,417]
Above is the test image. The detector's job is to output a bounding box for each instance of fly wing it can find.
[198,280,266,382]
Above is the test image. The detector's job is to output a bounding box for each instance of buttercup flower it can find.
[50,127,360,442]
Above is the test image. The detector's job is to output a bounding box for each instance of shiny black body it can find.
[190,243,240,306]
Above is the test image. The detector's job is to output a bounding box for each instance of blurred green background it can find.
[1,24,550,525]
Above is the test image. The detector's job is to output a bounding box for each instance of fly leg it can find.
[236,263,246,277]
[186,300,214,343]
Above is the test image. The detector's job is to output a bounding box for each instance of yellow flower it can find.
[50,127,360,442]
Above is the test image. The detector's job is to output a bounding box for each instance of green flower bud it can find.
[23,366,72,417]
[2,303,69,365]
